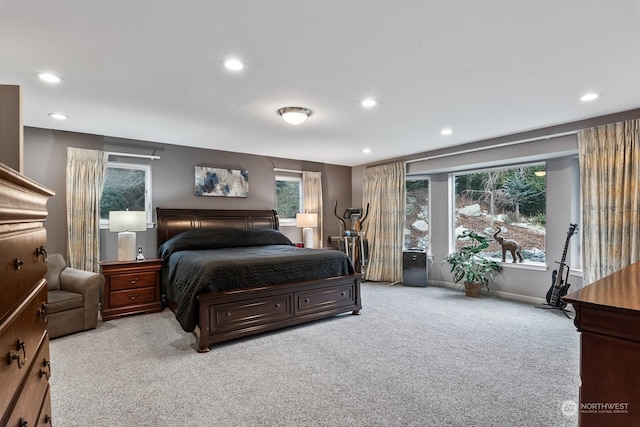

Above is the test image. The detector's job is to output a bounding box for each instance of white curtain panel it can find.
[578,118,640,285]
[303,171,323,248]
[362,162,406,282]
[66,147,109,272]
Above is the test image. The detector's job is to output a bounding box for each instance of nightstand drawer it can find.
[110,286,156,307]
[109,271,156,291]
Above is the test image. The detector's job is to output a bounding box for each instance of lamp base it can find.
[303,227,314,248]
[117,231,137,261]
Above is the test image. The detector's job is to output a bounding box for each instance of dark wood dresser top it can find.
[563,261,640,313]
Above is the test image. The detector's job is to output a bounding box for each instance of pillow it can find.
[45,253,67,290]
[158,228,293,259]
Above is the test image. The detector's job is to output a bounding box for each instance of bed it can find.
[156,208,362,352]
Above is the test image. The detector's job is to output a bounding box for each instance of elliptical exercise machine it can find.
[329,201,369,273]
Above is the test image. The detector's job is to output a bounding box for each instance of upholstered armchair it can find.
[45,253,104,339]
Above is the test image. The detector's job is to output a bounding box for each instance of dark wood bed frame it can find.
[156,208,362,352]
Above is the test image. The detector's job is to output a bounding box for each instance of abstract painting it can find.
[195,167,249,197]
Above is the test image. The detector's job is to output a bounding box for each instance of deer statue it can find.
[494,227,523,263]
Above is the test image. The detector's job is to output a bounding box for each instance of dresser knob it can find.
[304,298,310,304]
[8,338,27,369]
[44,414,52,426]
[128,277,140,285]
[275,303,281,309]
[127,293,139,300]
[19,418,28,427]
[40,359,51,380]
[226,312,232,317]
[38,302,49,322]
[15,258,24,270]
[37,246,48,262]
[341,291,346,297]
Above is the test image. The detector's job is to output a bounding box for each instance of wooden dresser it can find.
[0,162,55,426]
[563,262,640,427]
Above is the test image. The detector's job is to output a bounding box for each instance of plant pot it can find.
[464,281,482,297]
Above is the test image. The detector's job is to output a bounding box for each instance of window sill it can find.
[499,261,547,272]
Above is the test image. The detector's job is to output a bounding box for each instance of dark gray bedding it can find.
[158,228,355,332]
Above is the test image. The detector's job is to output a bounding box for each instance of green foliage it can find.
[275,180,300,218]
[443,230,503,288]
[100,168,146,218]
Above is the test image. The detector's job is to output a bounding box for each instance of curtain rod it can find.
[406,130,577,164]
[108,151,161,160]
[273,168,303,174]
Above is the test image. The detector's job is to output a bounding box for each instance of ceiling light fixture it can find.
[36,72,62,83]
[362,148,371,154]
[48,112,68,120]
[224,58,244,71]
[580,92,600,102]
[277,107,312,125]
[441,128,453,135]
[361,98,376,108]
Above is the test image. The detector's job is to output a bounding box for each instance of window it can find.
[275,175,302,225]
[451,163,546,264]
[405,177,430,252]
[100,162,152,226]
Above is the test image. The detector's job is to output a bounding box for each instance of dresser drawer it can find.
[109,271,156,291]
[295,284,357,315]
[110,286,156,307]
[36,384,52,427]
[0,281,48,416]
[4,333,50,427]
[209,294,293,333]
[0,228,47,321]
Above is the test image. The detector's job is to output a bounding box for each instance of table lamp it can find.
[296,213,318,248]
[109,211,147,261]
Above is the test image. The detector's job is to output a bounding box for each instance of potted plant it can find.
[443,229,502,297]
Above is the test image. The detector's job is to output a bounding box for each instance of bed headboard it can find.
[156,208,280,247]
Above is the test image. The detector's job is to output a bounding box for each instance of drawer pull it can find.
[275,303,281,309]
[44,415,53,426]
[40,359,51,380]
[19,418,28,427]
[127,293,139,300]
[226,312,232,318]
[38,302,49,322]
[15,257,24,270]
[341,291,346,297]
[8,338,27,369]
[37,245,48,262]
[304,298,310,304]
[128,277,140,285]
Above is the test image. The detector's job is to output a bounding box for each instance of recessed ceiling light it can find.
[361,98,376,108]
[36,72,62,84]
[48,112,68,120]
[580,92,600,102]
[224,58,244,71]
[441,128,453,135]
[362,148,371,154]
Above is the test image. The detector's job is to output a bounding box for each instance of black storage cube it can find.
[403,251,427,287]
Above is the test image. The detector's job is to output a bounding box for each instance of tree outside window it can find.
[453,164,546,263]
[100,163,151,224]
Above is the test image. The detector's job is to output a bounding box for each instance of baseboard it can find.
[428,280,547,305]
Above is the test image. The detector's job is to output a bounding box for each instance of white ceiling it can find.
[2,1,640,167]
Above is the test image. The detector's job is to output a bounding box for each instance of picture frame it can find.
[195,166,249,197]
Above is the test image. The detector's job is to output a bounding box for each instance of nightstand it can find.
[100,258,163,320]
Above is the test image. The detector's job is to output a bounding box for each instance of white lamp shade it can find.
[109,211,147,232]
[109,211,146,261]
[296,213,317,228]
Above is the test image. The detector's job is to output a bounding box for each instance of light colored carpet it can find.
[49,283,580,426]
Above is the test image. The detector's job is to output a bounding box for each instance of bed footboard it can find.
[194,274,362,352]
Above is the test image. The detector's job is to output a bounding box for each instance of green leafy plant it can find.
[443,230,502,289]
